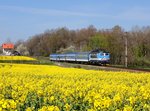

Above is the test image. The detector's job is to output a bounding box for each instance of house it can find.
[2,43,14,55]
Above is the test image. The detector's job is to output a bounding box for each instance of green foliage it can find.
[133,44,146,58]
[133,57,150,66]
[88,35,108,50]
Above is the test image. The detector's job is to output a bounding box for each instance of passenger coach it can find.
[50,49,110,65]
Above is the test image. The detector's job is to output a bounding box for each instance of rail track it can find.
[54,62,150,73]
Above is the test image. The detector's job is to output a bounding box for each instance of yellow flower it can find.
[87,109,96,111]
[123,105,132,111]
[143,104,150,110]
[0,100,3,105]
[49,96,55,102]
[128,96,136,105]
[37,90,44,96]
[47,106,55,111]
[64,103,71,111]
[10,100,17,109]
[0,63,149,111]
[38,106,47,111]
[26,107,32,111]
[0,56,37,61]
[113,94,121,102]
[0,107,3,111]
[2,102,7,109]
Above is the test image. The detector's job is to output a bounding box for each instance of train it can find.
[49,49,110,65]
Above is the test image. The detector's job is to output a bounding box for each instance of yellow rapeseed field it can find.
[0,63,150,111]
[0,56,36,61]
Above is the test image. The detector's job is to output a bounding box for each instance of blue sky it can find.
[0,0,150,44]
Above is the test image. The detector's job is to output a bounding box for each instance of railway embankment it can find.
[54,62,150,73]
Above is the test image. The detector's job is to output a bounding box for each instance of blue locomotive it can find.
[50,49,110,65]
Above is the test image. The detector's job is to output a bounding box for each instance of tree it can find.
[16,44,29,56]
[107,25,124,64]
[88,34,108,50]
[0,47,2,54]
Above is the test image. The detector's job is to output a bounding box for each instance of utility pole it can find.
[124,32,128,68]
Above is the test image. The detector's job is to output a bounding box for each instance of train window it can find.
[91,53,97,58]
[100,53,104,56]
[105,53,109,56]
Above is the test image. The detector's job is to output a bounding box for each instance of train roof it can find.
[90,49,109,53]
[50,50,109,56]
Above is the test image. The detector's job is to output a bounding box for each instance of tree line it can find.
[14,25,150,66]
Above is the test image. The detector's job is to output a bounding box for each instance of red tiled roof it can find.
[2,43,14,49]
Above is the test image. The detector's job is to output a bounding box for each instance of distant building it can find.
[2,43,14,55]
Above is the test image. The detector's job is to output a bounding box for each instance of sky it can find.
[0,0,150,44]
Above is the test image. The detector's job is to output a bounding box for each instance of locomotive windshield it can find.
[104,53,109,56]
